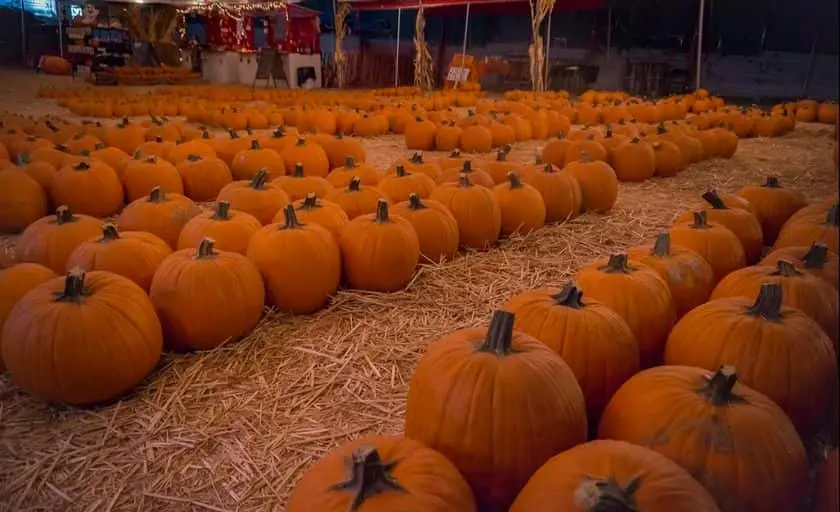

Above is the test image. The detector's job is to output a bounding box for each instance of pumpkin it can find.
[405,117,437,150]
[325,176,386,220]
[273,162,333,200]
[166,136,216,165]
[565,137,608,163]
[178,201,261,256]
[503,282,638,429]
[611,137,656,182]
[89,144,131,178]
[0,263,57,371]
[174,154,233,202]
[281,138,330,177]
[651,139,686,177]
[1,270,162,404]
[216,169,290,226]
[774,204,839,254]
[51,160,123,218]
[436,160,495,189]
[430,173,502,250]
[116,187,202,249]
[434,148,467,171]
[123,155,184,202]
[231,140,285,180]
[460,124,494,153]
[64,133,103,155]
[710,259,839,347]
[327,156,384,187]
[664,283,837,439]
[598,365,807,512]
[492,172,546,237]
[325,133,365,169]
[575,253,677,368]
[150,238,264,351]
[564,154,619,213]
[760,242,838,289]
[214,130,253,166]
[815,448,839,512]
[541,133,573,168]
[668,211,746,283]
[435,121,463,152]
[390,152,441,180]
[737,176,807,245]
[675,190,764,264]
[510,439,721,512]
[144,116,181,142]
[247,204,341,314]
[104,119,146,154]
[286,436,476,512]
[136,136,176,161]
[292,193,349,239]
[259,127,298,155]
[0,167,48,234]
[338,199,419,292]
[481,147,524,184]
[392,193,459,264]
[29,144,80,170]
[626,233,715,318]
[17,206,102,273]
[405,310,587,512]
[377,164,436,203]
[521,163,582,223]
[18,153,58,196]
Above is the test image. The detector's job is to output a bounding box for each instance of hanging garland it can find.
[334,1,351,89]
[528,0,552,92]
[413,7,434,91]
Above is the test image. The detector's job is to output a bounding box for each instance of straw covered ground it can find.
[0,70,837,511]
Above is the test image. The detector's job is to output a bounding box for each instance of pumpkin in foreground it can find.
[492,172,546,237]
[391,193,459,264]
[116,187,202,249]
[598,365,807,512]
[430,173,502,250]
[668,210,746,283]
[0,263,57,371]
[1,270,162,404]
[760,242,838,289]
[17,205,102,274]
[510,439,721,512]
[737,176,807,245]
[286,436,476,512]
[405,310,587,512]
[177,201,262,256]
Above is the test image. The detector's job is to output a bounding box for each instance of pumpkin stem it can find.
[458,172,473,188]
[250,139,261,150]
[407,193,427,210]
[700,366,742,405]
[348,176,362,192]
[213,201,231,221]
[550,282,585,309]
[762,176,781,188]
[187,154,201,162]
[771,259,803,277]
[478,310,516,356]
[249,169,269,190]
[462,160,473,172]
[272,127,285,138]
[573,476,641,512]
[690,210,710,229]
[656,122,667,135]
[281,204,304,230]
[823,204,839,226]
[54,271,88,303]
[495,149,507,161]
[329,446,405,511]
[409,152,423,164]
[228,129,239,140]
[651,233,672,257]
[74,161,91,171]
[296,137,306,147]
[300,193,320,210]
[374,200,390,223]
[202,130,211,139]
[450,148,461,157]
[293,163,305,177]
[148,186,166,203]
[195,238,217,259]
[55,144,69,153]
[54,205,76,224]
[345,156,357,168]
[600,254,634,274]
[94,143,105,150]
[395,165,409,177]
[802,243,829,270]
[579,151,592,163]
[745,283,783,321]
[501,143,512,154]
[534,155,544,165]
[154,136,164,143]
[507,172,523,188]
[101,223,120,240]
[702,190,728,209]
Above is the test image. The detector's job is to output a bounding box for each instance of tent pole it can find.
[606,6,612,64]
[20,0,26,64]
[544,2,553,91]
[395,7,402,87]
[58,0,64,58]
[695,0,705,90]
[800,32,818,98]
[456,2,470,89]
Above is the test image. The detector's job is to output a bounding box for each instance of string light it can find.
[176,0,288,21]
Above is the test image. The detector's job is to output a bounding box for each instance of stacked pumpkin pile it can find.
[279,180,839,512]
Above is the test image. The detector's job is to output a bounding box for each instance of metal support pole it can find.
[801,33,818,98]
[20,0,27,64]
[544,2,553,91]
[695,0,705,90]
[394,8,402,87]
[57,0,64,58]
[456,2,470,88]
[606,6,612,63]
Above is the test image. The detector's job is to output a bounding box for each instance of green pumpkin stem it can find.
[55,271,88,303]
[600,254,634,273]
[551,282,585,309]
[651,233,671,257]
[281,204,304,229]
[101,223,120,240]
[479,310,516,356]
[213,201,231,221]
[745,283,783,321]
[148,186,166,202]
[802,243,829,270]
[507,172,523,188]
[702,190,728,209]
[762,176,781,188]
[329,446,405,511]
[395,165,408,177]
[690,210,710,229]
[573,477,641,512]
[374,200,390,223]
[250,169,269,190]
[300,193,320,210]
[348,176,362,192]
[701,366,742,405]
[54,205,76,224]
[293,163,305,177]
[408,193,427,210]
[195,238,217,259]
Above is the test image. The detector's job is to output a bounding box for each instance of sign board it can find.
[446,66,470,83]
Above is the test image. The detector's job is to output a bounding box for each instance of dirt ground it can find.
[0,68,837,511]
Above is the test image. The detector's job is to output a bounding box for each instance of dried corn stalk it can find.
[529,0,552,92]
[413,7,434,91]
[334,1,351,88]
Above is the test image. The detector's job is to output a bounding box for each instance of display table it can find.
[285,53,322,89]
[202,50,239,84]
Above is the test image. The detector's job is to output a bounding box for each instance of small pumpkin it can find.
[664,283,837,439]
[286,436,476,512]
[598,365,807,512]
[651,139,685,177]
[338,199,419,292]
[123,155,184,202]
[1,270,162,404]
[611,137,656,182]
[280,137,330,177]
[274,162,333,200]
[325,176,386,220]
[392,193,459,264]
[774,203,839,254]
[405,310,587,512]
[377,164,435,203]
[520,163,582,223]
[0,167,48,234]
[216,169,291,226]
[503,282,638,429]
[760,242,838,289]
[51,160,123,218]
[436,160,495,189]
[231,139,286,180]
[564,153,619,213]
[434,121,463,152]
[178,201,261,255]
[135,136,176,161]
[541,133,573,168]
[116,187,202,249]
[89,144,131,178]
[327,156,384,188]
[565,137,608,163]
[430,173,502,250]
[460,124,494,153]
[292,193,349,239]
[737,176,807,245]
[492,172,546,237]
[404,117,437,150]
[17,206,101,273]
[481,147,524,184]
[165,136,216,166]
[324,133,365,169]
[0,263,57,371]
[150,238,264,351]
[668,211,747,283]
[247,204,341,314]
[175,154,233,202]
[389,152,442,180]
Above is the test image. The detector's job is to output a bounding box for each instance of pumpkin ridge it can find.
[329,446,405,511]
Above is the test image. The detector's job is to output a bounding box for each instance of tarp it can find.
[347,0,605,12]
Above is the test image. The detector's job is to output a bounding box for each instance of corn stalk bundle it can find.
[334,1,351,88]
[528,0,552,92]
[413,7,434,91]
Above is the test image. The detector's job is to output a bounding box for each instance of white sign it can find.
[446,66,470,82]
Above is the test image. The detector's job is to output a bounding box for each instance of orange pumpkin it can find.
[325,176,386,219]
[404,117,437,150]
[391,193,459,264]
[760,242,838,289]
[280,138,330,177]
[292,193,349,239]
[116,187,202,248]
[611,137,656,182]
[327,156,384,187]
[231,140,286,180]
[436,160,495,189]
[123,156,184,202]
[564,154,619,213]
[274,162,333,200]
[651,139,685,177]
[174,154,233,202]
[377,164,436,203]
[668,211,747,283]
[737,176,807,245]
[520,163,582,223]
[492,172,546,237]
[51,160,123,218]
[216,169,291,226]
[0,167,48,234]
[177,201,261,255]
[774,204,838,254]
[430,173,501,250]
[389,152,441,180]
[0,263,57,371]
[481,147,525,184]
[17,206,101,273]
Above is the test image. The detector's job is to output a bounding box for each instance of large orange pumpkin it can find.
[760,242,838,289]
[492,172,546,237]
[774,203,838,254]
[668,211,746,283]
[599,365,807,512]
[377,164,436,203]
[280,137,330,177]
[1,270,162,404]
[51,160,123,218]
[216,169,291,226]
[520,163,582,223]
[391,193,459,264]
[17,206,102,273]
[273,162,333,200]
[123,155,184,202]
[177,201,261,255]
[231,140,286,180]
[564,154,619,213]
[175,154,233,202]
[292,193,349,239]
[430,174,501,250]
[737,176,807,245]
[0,263,57,371]
[324,175,386,220]
[405,310,587,512]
